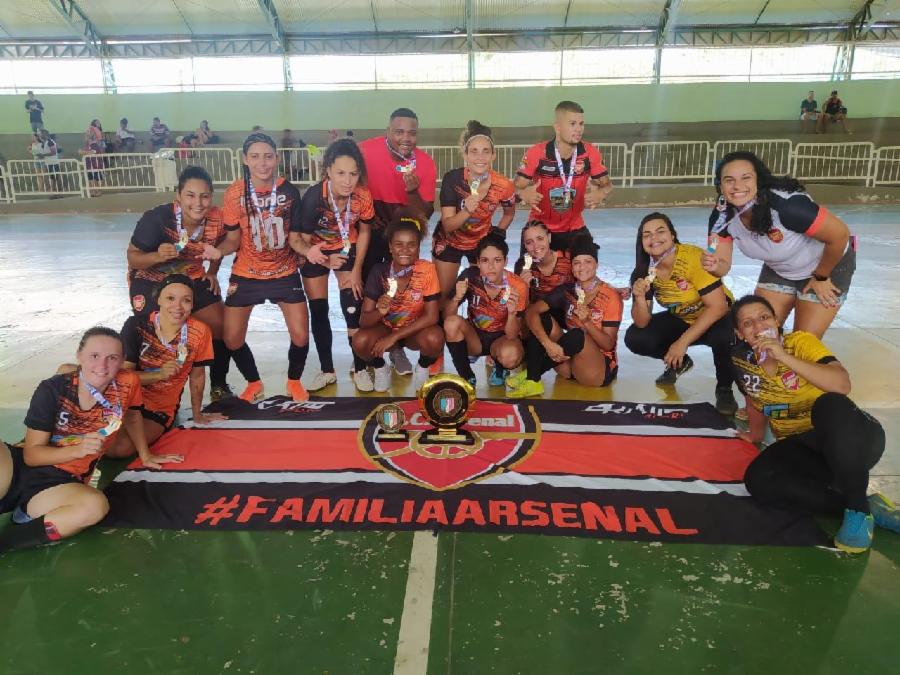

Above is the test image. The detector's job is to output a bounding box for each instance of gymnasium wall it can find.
[2,79,899,135]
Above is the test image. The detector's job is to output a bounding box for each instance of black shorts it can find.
[130,275,221,317]
[549,227,590,253]
[225,274,307,307]
[433,242,477,265]
[0,442,26,515]
[476,329,504,356]
[142,407,176,431]
[18,465,85,511]
[301,245,357,278]
[756,246,856,307]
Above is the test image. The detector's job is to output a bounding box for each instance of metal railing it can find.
[629,141,711,186]
[712,139,793,177]
[82,152,157,193]
[4,139,900,203]
[6,159,86,200]
[792,142,876,186]
[872,146,900,186]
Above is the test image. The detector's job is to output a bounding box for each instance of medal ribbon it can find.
[82,371,122,420]
[153,311,189,361]
[385,137,416,173]
[389,263,414,280]
[482,271,510,305]
[710,198,756,236]
[327,181,353,250]
[553,143,577,196]
[248,177,278,251]
[174,203,205,250]
[575,277,600,298]
[648,245,677,278]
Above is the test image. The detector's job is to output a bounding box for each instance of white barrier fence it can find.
[6,159,86,200]
[0,165,11,204]
[873,146,900,186]
[3,140,900,203]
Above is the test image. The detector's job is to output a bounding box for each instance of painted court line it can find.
[393,531,439,675]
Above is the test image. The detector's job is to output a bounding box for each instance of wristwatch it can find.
[812,273,829,282]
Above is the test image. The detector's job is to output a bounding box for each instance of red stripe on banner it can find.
[134,426,757,482]
[515,432,758,482]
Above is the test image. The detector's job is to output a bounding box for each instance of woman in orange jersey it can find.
[0,328,182,553]
[432,120,516,298]
[204,132,310,402]
[443,234,526,387]
[127,166,248,402]
[507,235,623,398]
[352,216,444,392]
[290,139,376,393]
[513,219,574,329]
[107,275,227,460]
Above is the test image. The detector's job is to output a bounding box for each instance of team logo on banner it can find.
[359,400,540,491]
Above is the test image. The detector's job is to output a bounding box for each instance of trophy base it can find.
[419,427,476,446]
[376,431,409,443]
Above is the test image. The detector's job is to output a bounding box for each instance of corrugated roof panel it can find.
[565,0,667,28]
[678,0,860,26]
[171,0,270,35]
[76,0,191,36]
[0,1,82,39]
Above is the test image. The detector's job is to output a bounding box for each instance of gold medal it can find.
[707,234,719,253]
[341,237,351,255]
[646,268,657,284]
[501,287,511,305]
[524,254,533,268]
[575,287,586,305]
[98,417,122,437]
[469,178,481,193]
[176,344,188,364]
[387,277,399,298]
[175,230,189,252]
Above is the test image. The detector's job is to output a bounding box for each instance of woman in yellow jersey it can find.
[732,295,896,554]
[625,213,737,415]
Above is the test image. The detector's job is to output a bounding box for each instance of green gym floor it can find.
[1,205,898,674]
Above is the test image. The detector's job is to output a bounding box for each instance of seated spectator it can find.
[116,117,137,152]
[150,117,171,151]
[799,91,818,133]
[817,90,851,134]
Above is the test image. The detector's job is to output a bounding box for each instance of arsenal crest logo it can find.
[767,229,784,243]
[132,294,146,312]
[781,369,800,391]
[359,400,540,490]
[676,278,690,291]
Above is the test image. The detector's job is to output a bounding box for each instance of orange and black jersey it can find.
[130,204,226,283]
[121,314,214,419]
[435,168,516,252]
[514,250,574,302]
[544,281,623,369]
[24,370,143,480]
[222,177,302,280]
[456,266,527,334]
[364,259,441,329]
[294,181,376,252]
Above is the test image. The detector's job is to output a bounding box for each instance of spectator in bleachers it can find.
[280,129,307,181]
[817,90,851,135]
[84,119,105,152]
[25,92,45,132]
[150,117,171,151]
[116,118,137,152]
[38,129,60,194]
[195,120,217,146]
[799,91,818,133]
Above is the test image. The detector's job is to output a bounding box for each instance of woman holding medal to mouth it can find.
[290,139,376,393]
[0,327,180,553]
[703,151,855,339]
[730,295,897,554]
[625,213,738,416]
[507,235,622,398]
[514,220,575,325]
[432,120,516,299]
[203,132,310,403]
[105,275,227,461]
[352,215,444,392]
[127,166,241,402]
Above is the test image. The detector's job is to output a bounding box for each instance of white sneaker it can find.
[413,364,430,390]
[389,345,413,375]
[373,364,392,392]
[307,371,337,392]
[352,368,374,392]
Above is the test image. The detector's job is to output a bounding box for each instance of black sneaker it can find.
[655,354,694,386]
[715,386,739,416]
[210,384,234,403]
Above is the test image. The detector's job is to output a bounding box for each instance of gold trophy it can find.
[416,374,477,445]
[374,402,408,442]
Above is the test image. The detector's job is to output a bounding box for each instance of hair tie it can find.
[463,133,494,150]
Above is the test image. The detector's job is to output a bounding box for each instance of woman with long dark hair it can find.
[203,132,310,402]
[291,139,375,392]
[704,151,854,338]
[625,212,737,415]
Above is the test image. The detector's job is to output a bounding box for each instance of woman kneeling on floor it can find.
[0,327,182,553]
[732,294,898,553]
[507,234,622,398]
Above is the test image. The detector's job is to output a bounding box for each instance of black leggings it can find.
[744,393,885,515]
[624,310,734,388]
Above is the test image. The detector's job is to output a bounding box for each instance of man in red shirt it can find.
[359,108,438,376]
[515,100,613,252]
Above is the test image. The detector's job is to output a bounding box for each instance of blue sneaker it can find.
[488,366,507,387]
[868,493,900,534]
[834,509,874,553]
